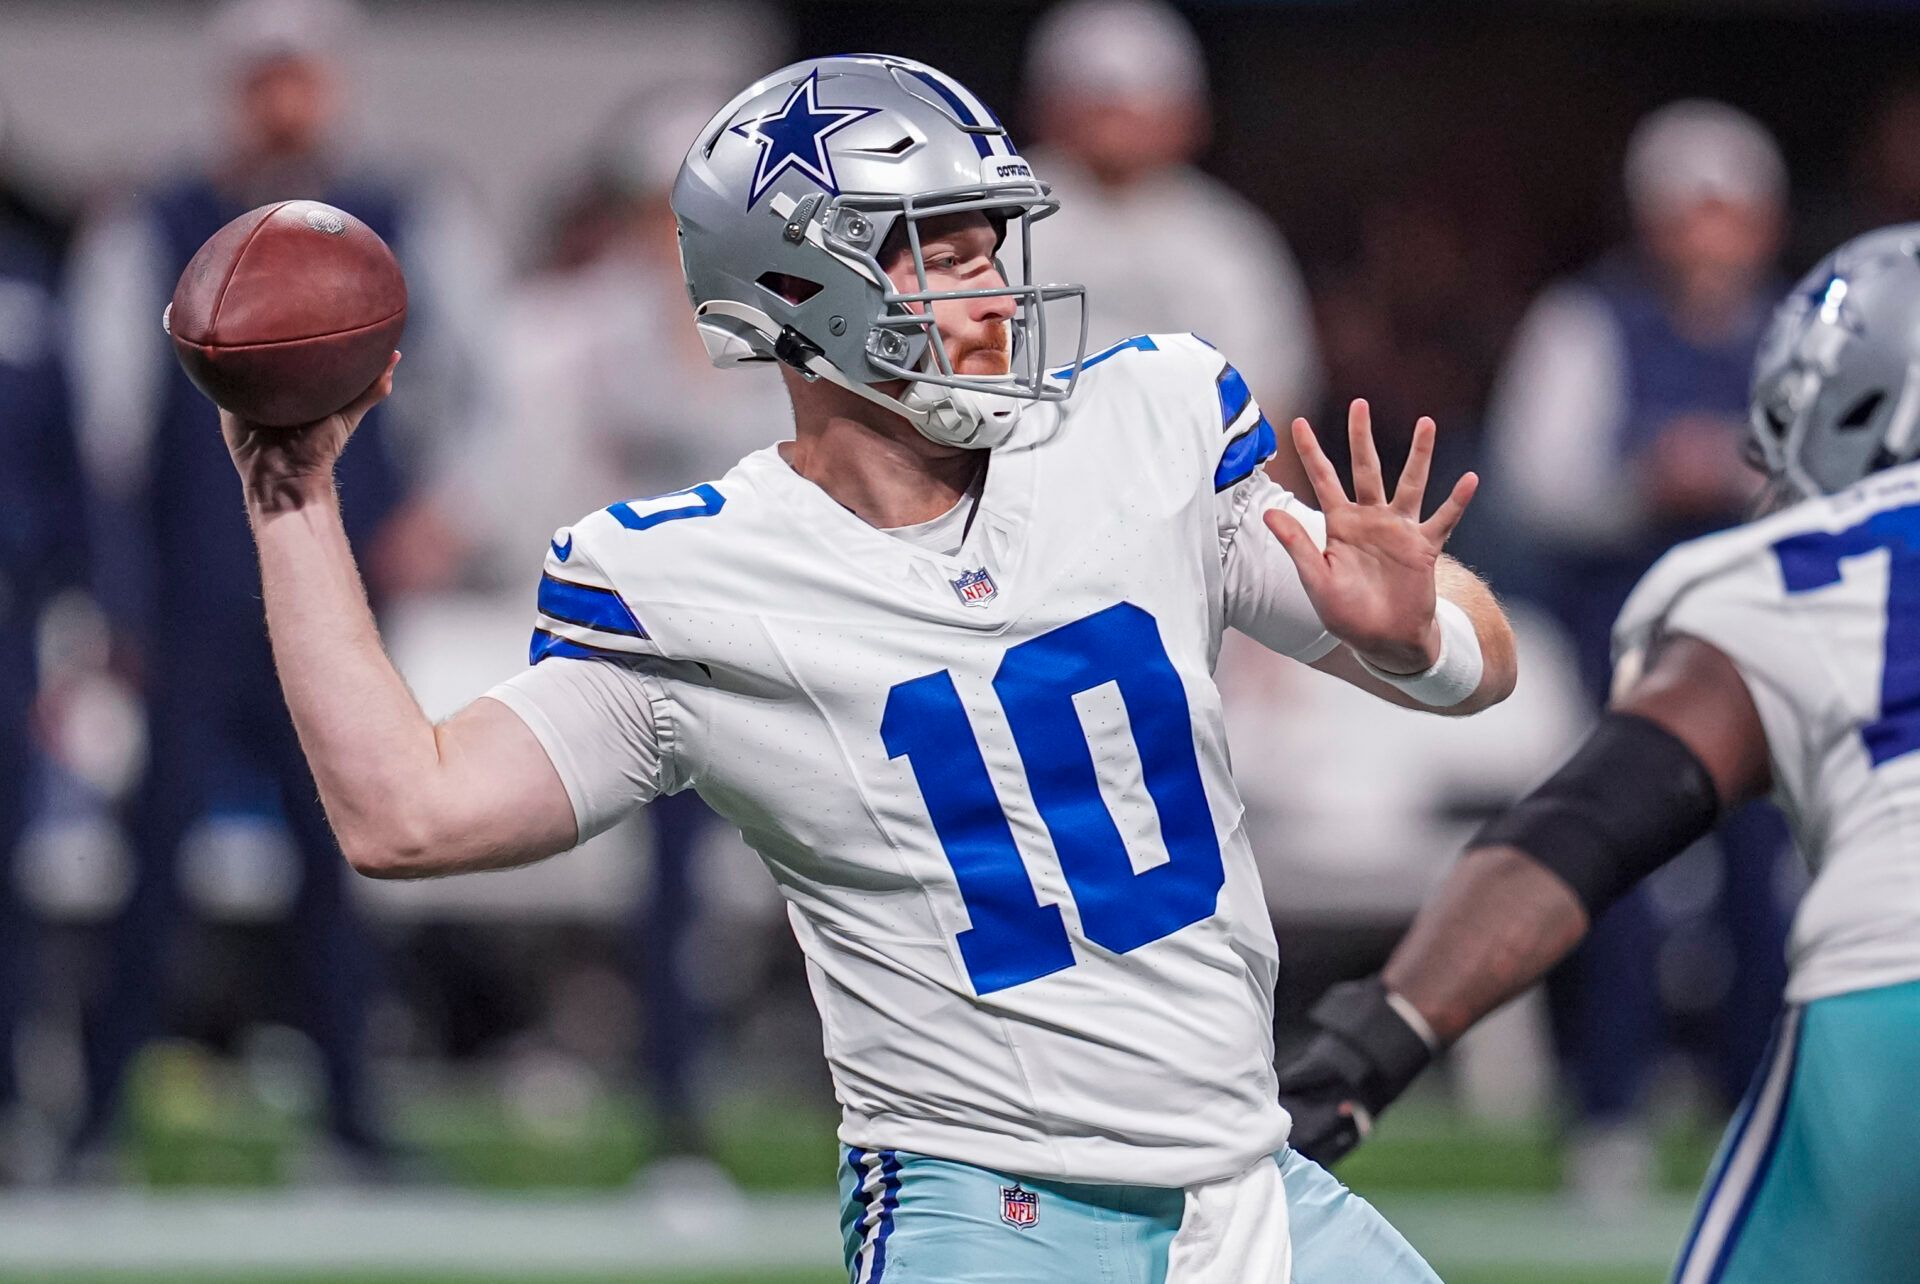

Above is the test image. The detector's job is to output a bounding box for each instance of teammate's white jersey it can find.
[1614,460,1920,1004]
[488,333,1335,1188]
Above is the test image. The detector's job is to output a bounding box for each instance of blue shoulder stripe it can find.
[1050,333,1158,380]
[1216,363,1253,427]
[529,629,634,665]
[537,574,647,638]
[1214,415,1279,491]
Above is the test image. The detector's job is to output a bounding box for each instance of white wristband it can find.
[1385,990,1443,1053]
[1355,597,1483,708]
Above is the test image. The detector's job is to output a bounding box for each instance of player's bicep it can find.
[423,695,582,870]
[485,655,672,842]
[1611,633,1773,807]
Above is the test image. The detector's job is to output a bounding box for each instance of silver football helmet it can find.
[1750,223,1920,499]
[671,54,1088,449]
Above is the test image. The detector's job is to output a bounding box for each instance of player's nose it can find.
[972,280,1015,323]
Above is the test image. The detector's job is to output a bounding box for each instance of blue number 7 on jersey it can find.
[1774,503,1920,767]
[881,602,1227,994]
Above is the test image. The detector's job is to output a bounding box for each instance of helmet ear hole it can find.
[1839,390,1886,430]
[756,272,823,305]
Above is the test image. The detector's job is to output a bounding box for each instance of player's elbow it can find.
[339,812,452,880]
[341,831,424,880]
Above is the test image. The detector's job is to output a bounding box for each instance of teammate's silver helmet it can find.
[672,54,1088,449]
[1750,223,1920,499]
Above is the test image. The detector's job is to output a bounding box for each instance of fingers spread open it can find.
[1348,399,1386,505]
[1422,470,1480,546]
[1291,418,1349,511]
[1394,417,1436,518]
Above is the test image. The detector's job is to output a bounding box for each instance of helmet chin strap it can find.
[899,379,1027,449]
[790,344,1029,449]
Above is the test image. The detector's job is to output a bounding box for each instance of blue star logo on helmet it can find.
[730,70,879,208]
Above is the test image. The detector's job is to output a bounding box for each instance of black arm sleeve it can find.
[1472,711,1721,919]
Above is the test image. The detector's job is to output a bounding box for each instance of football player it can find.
[218,56,1515,1281]
[1277,224,1920,1284]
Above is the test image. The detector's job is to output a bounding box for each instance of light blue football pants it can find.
[837,1144,1439,1283]
[1672,976,1920,1284]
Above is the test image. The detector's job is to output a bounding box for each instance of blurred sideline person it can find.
[207,55,1516,1282]
[1022,0,1322,483]
[1801,79,1920,264]
[62,0,491,1172]
[1280,224,1920,1284]
[0,141,85,1182]
[1483,100,1794,1199]
[449,86,789,1177]
[454,90,785,584]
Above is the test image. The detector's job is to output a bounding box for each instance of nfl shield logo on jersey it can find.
[1000,1184,1038,1229]
[951,567,998,607]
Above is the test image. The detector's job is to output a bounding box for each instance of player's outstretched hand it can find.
[1264,401,1477,675]
[223,351,400,510]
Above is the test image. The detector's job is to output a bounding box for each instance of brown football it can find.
[166,200,406,427]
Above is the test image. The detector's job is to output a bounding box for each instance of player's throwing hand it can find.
[1263,400,1478,675]
[222,352,400,511]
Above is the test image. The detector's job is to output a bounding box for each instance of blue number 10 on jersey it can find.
[882,602,1227,994]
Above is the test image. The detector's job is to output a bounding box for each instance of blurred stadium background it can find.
[0,0,1912,1279]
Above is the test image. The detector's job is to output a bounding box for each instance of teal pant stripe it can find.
[1673,977,1920,1284]
[1671,1008,1799,1282]
[846,1148,902,1283]
[1704,1009,1803,1283]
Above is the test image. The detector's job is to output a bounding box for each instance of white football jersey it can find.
[1614,460,1920,1004]
[493,333,1335,1188]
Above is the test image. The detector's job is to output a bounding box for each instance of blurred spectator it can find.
[1483,99,1793,1204]
[447,85,789,1176]
[453,89,783,584]
[1801,78,1920,263]
[61,0,493,1174]
[0,141,83,1181]
[1021,0,1322,441]
[0,100,72,268]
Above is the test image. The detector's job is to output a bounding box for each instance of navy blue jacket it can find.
[0,220,83,710]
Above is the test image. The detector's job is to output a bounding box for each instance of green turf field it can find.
[115,1043,1720,1196]
[3,1047,1701,1284]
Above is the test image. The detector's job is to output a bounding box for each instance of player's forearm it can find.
[1380,844,1588,1046]
[245,477,459,875]
[1435,558,1516,714]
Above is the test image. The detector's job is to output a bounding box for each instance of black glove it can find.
[1275,978,1436,1166]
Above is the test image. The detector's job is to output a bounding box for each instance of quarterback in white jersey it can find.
[1278,225,1920,1284]
[207,55,1515,1284]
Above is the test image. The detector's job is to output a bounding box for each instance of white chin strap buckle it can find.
[904,383,1025,449]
